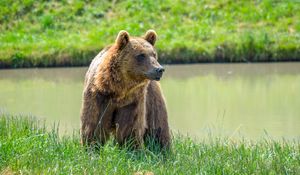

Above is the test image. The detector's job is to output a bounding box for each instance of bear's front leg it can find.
[113,99,146,148]
[80,88,112,146]
[145,81,171,149]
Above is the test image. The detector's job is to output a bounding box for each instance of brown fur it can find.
[80,30,170,149]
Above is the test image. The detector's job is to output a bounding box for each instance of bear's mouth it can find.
[154,77,161,81]
[144,72,163,81]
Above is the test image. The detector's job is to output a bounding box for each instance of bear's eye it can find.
[136,54,146,62]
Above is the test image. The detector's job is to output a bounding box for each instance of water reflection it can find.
[0,63,299,140]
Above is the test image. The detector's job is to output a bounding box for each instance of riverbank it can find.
[0,1,299,68]
[0,115,299,174]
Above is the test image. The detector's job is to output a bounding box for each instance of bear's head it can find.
[114,30,165,81]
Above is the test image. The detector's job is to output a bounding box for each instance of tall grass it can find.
[0,0,299,68]
[0,115,299,174]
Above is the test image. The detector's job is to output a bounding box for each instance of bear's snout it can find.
[154,67,165,80]
[155,67,165,74]
[146,66,165,81]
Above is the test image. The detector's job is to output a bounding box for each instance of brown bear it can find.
[80,30,170,149]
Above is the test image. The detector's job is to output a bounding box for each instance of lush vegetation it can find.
[0,115,299,174]
[0,0,299,68]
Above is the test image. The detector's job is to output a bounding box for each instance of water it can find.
[0,63,299,140]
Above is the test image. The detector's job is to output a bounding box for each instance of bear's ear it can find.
[144,29,157,46]
[115,30,130,49]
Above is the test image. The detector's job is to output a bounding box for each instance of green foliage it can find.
[40,15,55,29]
[0,0,299,68]
[0,115,299,174]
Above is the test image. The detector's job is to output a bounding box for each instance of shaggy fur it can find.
[80,30,170,148]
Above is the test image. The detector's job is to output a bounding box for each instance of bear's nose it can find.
[156,67,165,73]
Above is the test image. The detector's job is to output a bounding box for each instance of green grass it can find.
[0,0,299,68]
[0,115,299,174]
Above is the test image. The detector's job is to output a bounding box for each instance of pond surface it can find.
[0,63,299,141]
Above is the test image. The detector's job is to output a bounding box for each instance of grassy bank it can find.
[0,0,299,68]
[0,115,299,174]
